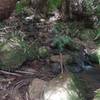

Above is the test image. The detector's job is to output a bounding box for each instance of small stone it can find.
[50,54,72,64]
[51,63,61,75]
[28,78,47,100]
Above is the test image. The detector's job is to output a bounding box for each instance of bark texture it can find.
[0,0,17,20]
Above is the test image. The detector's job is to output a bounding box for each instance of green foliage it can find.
[0,30,50,70]
[83,0,95,15]
[94,89,100,100]
[16,2,25,14]
[96,28,100,35]
[89,47,100,64]
[79,29,96,40]
[68,21,97,40]
[83,0,100,15]
[68,21,84,37]
[96,48,100,64]
[95,30,100,45]
[52,22,68,34]
[95,4,100,16]
[53,35,72,52]
[16,0,30,14]
[38,46,49,58]
[0,35,27,70]
[69,74,88,100]
[48,0,62,12]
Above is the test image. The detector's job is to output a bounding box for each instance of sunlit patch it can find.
[44,78,80,100]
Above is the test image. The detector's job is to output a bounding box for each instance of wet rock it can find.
[0,33,26,70]
[50,63,61,75]
[28,78,47,100]
[70,65,83,73]
[43,73,87,100]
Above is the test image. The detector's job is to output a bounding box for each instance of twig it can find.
[15,70,36,75]
[59,53,64,74]
[0,70,22,77]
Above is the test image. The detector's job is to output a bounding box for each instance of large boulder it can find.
[28,78,47,100]
[0,32,37,70]
[43,73,87,100]
[28,73,88,100]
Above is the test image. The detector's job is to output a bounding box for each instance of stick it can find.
[0,70,22,76]
[59,53,64,74]
[15,70,36,75]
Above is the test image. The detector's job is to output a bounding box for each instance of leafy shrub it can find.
[52,22,68,35]
[16,2,25,14]
[38,46,49,58]
[48,0,62,12]
[0,32,39,70]
[83,0,100,15]
[16,0,30,14]
[53,35,73,52]
[83,0,95,15]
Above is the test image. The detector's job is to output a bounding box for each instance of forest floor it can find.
[0,10,100,100]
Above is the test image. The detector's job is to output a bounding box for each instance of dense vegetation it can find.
[0,0,100,100]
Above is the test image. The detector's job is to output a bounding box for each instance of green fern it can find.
[16,2,25,14]
[53,35,72,52]
[15,0,30,14]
